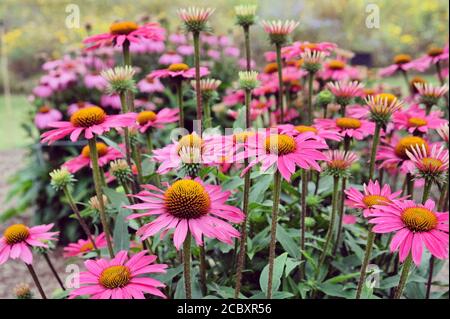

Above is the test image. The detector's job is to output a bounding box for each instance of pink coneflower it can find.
[67,101,96,116]
[34,106,62,130]
[238,130,328,181]
[393,104,446,134]
[278,123,342,142]
[129,38,165,54]
[314,117,375,140]
[406,144,449,176]
[100,94,123,110]
[324,150,358,171]
[150,63,209,79]
[178,7,215,31]
[137,75,164,93]
[343,214,357,225]
[125,178,244,249]
[32,84,53,98]
[158,51,183,65]
[135,108,179,133]
[411,45,449,71]
[63,142,123,173]
[345,180,406,218]
[83,21,165,50]
[177,45,195,56]
[365,93,404,124]
[40,106,136,144]
[0,223,58,265]
[169,33,187,45]
[436,123,449,144]
[378,54,423,77]
[282,41,337,60]
[370,199,448,266]
[414,83,449,106]
[63,233,107,257]
[84,72,108,90]
[261,20,299,36]
[41,69,77,91]
[69,250,167,299]
[376,134,431,174]
[318,59,358,81]
[327,81,364,101]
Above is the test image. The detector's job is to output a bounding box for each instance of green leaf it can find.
[324,272,360,284]
[317,282,355,298]
[249,174,272,203]
[113,207,131,253]
[276,225,300,259]
[259,252,288,296]
[232,106,246,130]
[103,187,129,208]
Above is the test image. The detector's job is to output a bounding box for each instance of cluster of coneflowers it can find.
[1,5,449,300]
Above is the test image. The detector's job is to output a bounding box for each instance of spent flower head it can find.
[261,20,298,45]
[89,195,108,211]
[235,4,257,27]
[178,7,215,33]
[109,159,132,183]
[14,283,33,299]
[101,66,137,95]
[238,71,260,90]
[365,93,404,125]
[50,167,76,190]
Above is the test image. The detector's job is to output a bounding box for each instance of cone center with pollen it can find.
[295,125,318,134]
[428,47,443,57]
[401,207,438,232]
[408,117,427,127]
[375,93,397,105]
[168,63,189,72]
[233,131,255,143]
[3,224,29,245]
[39,106,51,113]
[99,265,131,289]
[137,111,157,125]
[395,136,428,159]
[109,21,138,35]
[330,159,348,170]
[81,142,108,158]
[70,106,106,128]
[264,63,278,74]
[421,157,443,170]
[265,134,297,155]
[336,117,361,129]
[80,242,94,252]
[177,134,203,152]
[394,54,412,65]
[362,195,389,207]
[164,180,211,219]
[328,60,345,70]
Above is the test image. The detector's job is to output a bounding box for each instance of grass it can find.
[0,94,33,150]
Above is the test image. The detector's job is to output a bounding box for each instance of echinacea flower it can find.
[137,75,164,93]
[378,54,423,77]
[135,108,179,133]
[62,142,123,173]
[300,49,326,73]
[283,41,336,60]
[278,123,342,142]
[238,130,328,181]
[318,59,358,81]
[436,123,449,144]
[411,45,449,71]
[406,144,449,182]
[323,150,358,177]
[63,233,107,257]
[67,101,96,116]
[101,66,137,95]
[365,93,403,125]
[125,178,244,249]
[235,4,257,27]
[83,21,165,50]
[178,7,215,33]
[370,199,448,266]
[393,104,446,134]
[34,106,62,130]
[314,117,375,140]
[261,20,299,45]
[0,223,58,265]
[327,81,364,105]
[150,63,209,80]
[345,180,406,218]
[238,71,260,90]
[69,250,167,299]
[40,106,136,144]
[158,51,183,65]
[414,83,449,107]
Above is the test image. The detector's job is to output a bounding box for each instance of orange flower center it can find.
[401,207,438,232]
[3,224,29,245]
[178,134,203,150]
[265,134,297,155]
[362,195,390,207]
[233,131,255,143]
[375,93,397,105]
[264,63,278,74]
[99,265,131,289]
[329,159,348,170]
[80,242,94,252]
[109,21,138,35]
[328,60,345,70]
[301,43,318,51]
[137,111,157,125]
[294,125,318,134]
[410,76,426,86]
[336,117,361,129]
[164,180,211,219]
[168,63,189,72]
[421,157,444,171]
[427,47,444,57]
[408,117,427,127]
[394,54,412,65]
[39,106,51,113]
[364,88,376,97]
[296,59,304,68]
[70,106,106,128]
[394,136,428,159]
[81,142,109,158]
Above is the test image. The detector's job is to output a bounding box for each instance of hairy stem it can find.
[394,254,413,299]
[26,263,47,299]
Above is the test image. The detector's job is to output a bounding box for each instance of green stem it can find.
[145,132,161,187]
[355,228,376,298]
[193,31,203,127]
[299,169,308,279]
[401,69,412,96]
[88,137,114,258]
[317,175,339,276]
[199,245,207,296]
[369,124,381,181]
[307,72,314,125]
[119,92,133,167]
[267,171,282,299]
[244,25,251,71]
[275,43,284,123]
[176,81,184,128]
[394,254,413,299]
[26,263,47,299]
[406,173,415,197]
[203,97,212,129]
[183,232,192,299]
[333,177,346,255]
[422,178,432,204]
[43,253,65,290]
[63,186,98,253]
